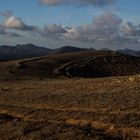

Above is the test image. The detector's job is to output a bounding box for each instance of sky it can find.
[0,0,140,50]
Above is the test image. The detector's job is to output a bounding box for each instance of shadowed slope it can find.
[11,51,140,79]
[0,44,51,61]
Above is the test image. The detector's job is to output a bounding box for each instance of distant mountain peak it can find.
[0,44,139,61]
[117,48,140,57]
[100,48,111,51]
[0,44,51,61]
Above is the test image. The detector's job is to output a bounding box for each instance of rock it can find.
[128,77,135,82]
[0,87,10,92]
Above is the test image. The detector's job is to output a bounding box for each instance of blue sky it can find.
[0,0,140,50]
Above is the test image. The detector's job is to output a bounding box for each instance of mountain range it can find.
[0,44,139,61]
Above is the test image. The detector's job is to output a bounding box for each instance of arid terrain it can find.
[1,0,140,139]
[0,51,140,140]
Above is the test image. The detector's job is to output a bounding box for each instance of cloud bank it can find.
[0,25,21,37]
[64,12,122,43]
[0,11,39,37]
[1,11,37,32]
[38,12,140,44]
[4,16,36,32]
[40,0,115,6]
[41,24,67,39]
[0,11,140,44]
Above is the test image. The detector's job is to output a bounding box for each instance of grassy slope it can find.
[0,51,139,80]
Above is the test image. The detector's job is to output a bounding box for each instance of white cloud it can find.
[4,16,36,31]
[40,0,115,6]
[0,11,37,32]
[1,10,140,44]
[64,12,123,43]
[122,21,140,36]
[41,0,59,5]
[4,16,25,29]
[40,24,67,39]
[36,12,140,44]
[0,11,37,37]
[0,24,21,37]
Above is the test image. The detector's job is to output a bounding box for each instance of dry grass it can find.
[1,51,140,80]
[0,75,139,139]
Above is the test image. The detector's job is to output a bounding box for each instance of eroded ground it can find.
[0,75,140,140]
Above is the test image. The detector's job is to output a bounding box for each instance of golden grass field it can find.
[0,75,140,140]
